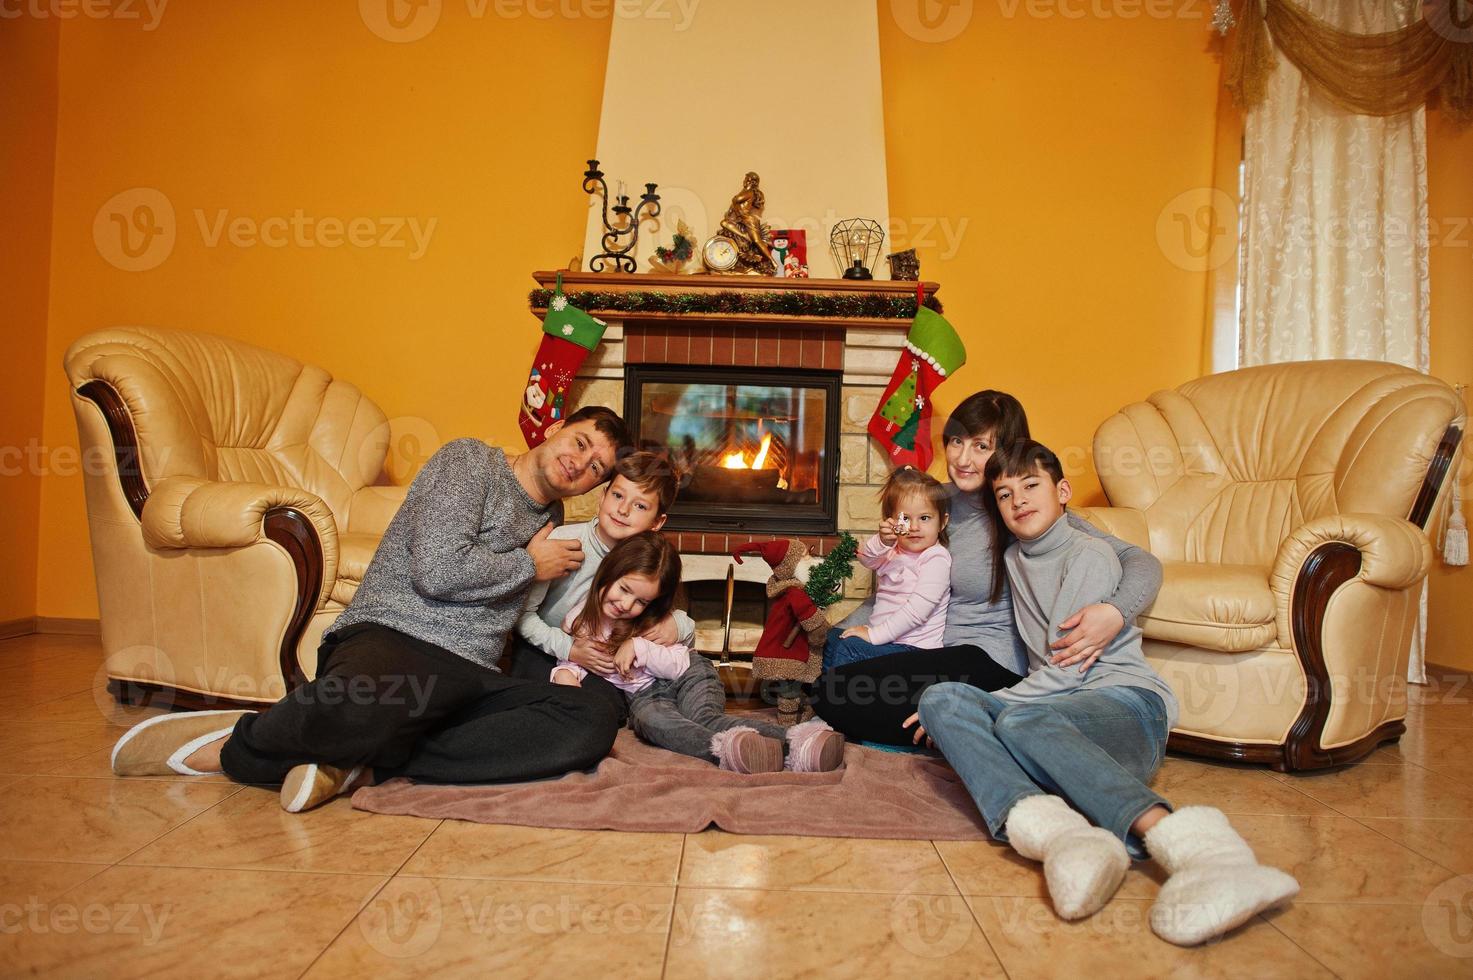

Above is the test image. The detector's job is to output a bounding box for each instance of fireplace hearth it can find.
[625,365,840,535]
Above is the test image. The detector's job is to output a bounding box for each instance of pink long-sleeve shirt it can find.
[551,610,692,695]
[859,534,952,648]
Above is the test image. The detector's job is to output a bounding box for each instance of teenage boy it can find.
[915,440,1297,946]
[111,408,633,812]
[507,450,691,691]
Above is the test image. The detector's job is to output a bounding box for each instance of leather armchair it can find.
[1075,360,1464,771]
[65,327,408,707]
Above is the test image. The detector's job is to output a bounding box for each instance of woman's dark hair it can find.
[943,390,1032,597]
[571,531,682,648]
[942,390,1030,448]
[981,439,1066,604]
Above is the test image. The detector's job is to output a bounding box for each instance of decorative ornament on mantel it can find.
[830,218,885,280]
[650,219,696,273]
[583,159,661,273]
[886,248,920,281]
[706,172,778,275]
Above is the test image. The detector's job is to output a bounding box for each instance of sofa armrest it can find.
[1071,505,1151,551]
[1271,513,1430,599]
[143,476,335,550]
[1267,513,1431,769]
[347,484,410,537]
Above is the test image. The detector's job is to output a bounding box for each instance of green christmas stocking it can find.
[868,304,966,469]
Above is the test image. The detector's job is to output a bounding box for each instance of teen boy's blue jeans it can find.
[917,683,1171,858]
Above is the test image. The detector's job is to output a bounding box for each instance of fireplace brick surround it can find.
[532,271,939,625]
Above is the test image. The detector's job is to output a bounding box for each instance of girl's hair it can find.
[879,467,951,546]
[571,531,682,648]
[943,390,1030,449]
[981,439,1066,603]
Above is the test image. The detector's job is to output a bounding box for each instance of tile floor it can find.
[2,633,1472,978]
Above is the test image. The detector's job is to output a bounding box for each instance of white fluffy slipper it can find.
[1144,806,1300,945]
[1005,794,1129,921]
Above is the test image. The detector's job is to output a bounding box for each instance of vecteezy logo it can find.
[360,0,442,42]
[890,0,973,42]
[1424,1,1473,44]
[889,876,973,959]
[94,188,176,272]
[359,881,443,959]
[1156,187,1237,273]
[1424,875,1473,957]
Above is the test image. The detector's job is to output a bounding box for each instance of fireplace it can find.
[624,364,841,535]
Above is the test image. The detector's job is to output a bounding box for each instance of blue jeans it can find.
[917,683,1171,858]
[822,627,917,669]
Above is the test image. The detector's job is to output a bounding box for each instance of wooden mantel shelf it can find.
[529,270,939,330]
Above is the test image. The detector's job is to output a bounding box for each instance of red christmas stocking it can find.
[519,280,608,448]
[868,303,967,470]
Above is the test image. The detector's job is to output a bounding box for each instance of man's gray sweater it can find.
[996,513,1179,728]
[332,439,558,670]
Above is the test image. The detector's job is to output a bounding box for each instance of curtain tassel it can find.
[1446,384,1469,567]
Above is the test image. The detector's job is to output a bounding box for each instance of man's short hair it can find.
[613,450,681,514]
[564,405,634,454]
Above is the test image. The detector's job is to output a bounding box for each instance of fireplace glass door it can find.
[625,365,840,534]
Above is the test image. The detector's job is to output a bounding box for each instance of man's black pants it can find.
[219,624,622,785]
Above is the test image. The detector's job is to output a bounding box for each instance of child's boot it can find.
[1005,794,1129,921]
[710,727,784,774]
[785,718,845,772]
[1144,806,1298,945]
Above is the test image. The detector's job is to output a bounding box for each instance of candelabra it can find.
[583,159,660,273]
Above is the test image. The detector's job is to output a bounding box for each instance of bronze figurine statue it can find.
[716,172,777,275]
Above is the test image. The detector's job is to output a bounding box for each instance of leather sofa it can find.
[1076,360,1464,771]
[66,327,408,707]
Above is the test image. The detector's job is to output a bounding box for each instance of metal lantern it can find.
[829,218,885,280]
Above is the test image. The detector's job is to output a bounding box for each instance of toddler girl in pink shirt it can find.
[823,467,951,668]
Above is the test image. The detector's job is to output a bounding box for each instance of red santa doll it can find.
[732,534,857,724]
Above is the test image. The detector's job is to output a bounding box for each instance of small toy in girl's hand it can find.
[893,513,911,536]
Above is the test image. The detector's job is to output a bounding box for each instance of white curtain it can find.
[1239,0,1432,682]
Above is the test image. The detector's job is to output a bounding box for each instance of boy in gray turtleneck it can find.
[996,477,1177,724]
[917,440,1296,947]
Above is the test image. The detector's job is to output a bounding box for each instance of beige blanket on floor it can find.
[351,729,990,840]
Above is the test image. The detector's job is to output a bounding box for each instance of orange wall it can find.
[878,7,1220,502]
[1,17,59,625]
[35,3,614,618]
[1427,109,1473,671]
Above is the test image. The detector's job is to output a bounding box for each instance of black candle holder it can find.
[583,159,660,273]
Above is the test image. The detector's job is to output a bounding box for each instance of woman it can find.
[811,390,1161,744]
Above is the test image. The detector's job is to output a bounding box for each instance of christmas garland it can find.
[529,289,941,321]
[805,531,859,608]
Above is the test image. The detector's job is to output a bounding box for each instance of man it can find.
[110,407,633,812]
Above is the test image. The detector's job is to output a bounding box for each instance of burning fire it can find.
[721,433,773,470]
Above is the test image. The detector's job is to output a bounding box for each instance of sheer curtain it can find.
[1239,0,1432,682]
